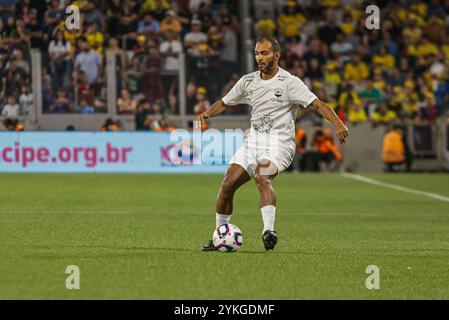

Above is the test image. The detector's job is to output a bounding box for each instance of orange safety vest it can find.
[382,130,405,163]
[295,129,306,153]
[155,126,176,133]
[315,136,341,161]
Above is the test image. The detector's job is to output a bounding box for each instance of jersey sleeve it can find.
[289,76,317,108]
[222,77,247,106]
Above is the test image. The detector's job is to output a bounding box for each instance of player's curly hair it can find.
[256,36,281,53]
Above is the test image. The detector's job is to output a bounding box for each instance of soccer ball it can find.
[213,224,243,252]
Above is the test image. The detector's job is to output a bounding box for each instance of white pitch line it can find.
[341,173,449,203]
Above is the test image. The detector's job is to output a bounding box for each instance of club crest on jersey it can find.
[274,88,283,97]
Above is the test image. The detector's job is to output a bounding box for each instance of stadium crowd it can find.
[1,0,449,134]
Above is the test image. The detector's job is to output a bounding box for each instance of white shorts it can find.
[229,132,295,177]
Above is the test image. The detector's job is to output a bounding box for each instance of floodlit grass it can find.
[0,173,448,299]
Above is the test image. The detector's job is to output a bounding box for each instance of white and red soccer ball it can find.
[213,224,243,252]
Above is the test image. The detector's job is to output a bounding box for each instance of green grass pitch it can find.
[0,173,448,299]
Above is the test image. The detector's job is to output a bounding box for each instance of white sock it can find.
[216,213,231,228]
[261,205,276,233]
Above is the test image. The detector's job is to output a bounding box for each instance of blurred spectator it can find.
[371,105,397,126]
[117,89,135,115]
[124,55,144,96]
[44,0,64,36]
[49,29,72,89]
[193,86,210,115]
[360,80,383,108]
[183,19,207,49]
[27,8,45,51]
[338,84,361,107]
[160,10,182,37]
[74,70,94,106]
[11,49,30,75]
[85,22,104,55]
[74,37,102,85]
[135,99,152,130]
[220,23,238,85]
[280,41,301,70]
[106,37,126,93]
[117,0,139,50]
[76,97,95,114]
[159,29,182,96]
[420,91,438,123]
[83,1,106,31]
[138,12,160,37]
[143,42,164,102]
[343,54,369,82]
[1,95,19,117]
[317,14,342,46]
[100,118,121,131]
[2,118,24,131]
[293,118,306,172]
[304,128,341,172]
[277,2,305,42]
[330,33,353,64]
[347,100,368,125]
[372,46,395,70]
[382,126,412,172]
[19,84,33,116]
[256,10,276,37]
[49,88,72,113]
[142,0,170,20]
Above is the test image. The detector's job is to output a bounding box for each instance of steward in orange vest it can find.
[382,126,412,171]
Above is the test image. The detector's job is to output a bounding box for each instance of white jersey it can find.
[222,67,317,145]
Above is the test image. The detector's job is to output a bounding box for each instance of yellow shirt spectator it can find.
[338,90,361,106]
[348,107,367,123]
[410,3,427,17]
[372,54,395,69]
[86,32,104,55]
[402,26,422,44]
[417,41,439,57]
[277,13,306,37]
[343,61,369,81]
[443,43,449,61]
[371,110,397,122]
[324,72,341,85]
[406,43,418,56]
[323,0,340,8]
[142,0,170,12]
[256,18,276,36]
[340,22,355,35]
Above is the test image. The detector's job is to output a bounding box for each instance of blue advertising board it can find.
[0,131,245,173]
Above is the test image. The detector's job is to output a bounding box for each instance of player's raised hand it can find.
[336,123,349,144]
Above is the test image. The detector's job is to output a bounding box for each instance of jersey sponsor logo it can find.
[274,88,283,97]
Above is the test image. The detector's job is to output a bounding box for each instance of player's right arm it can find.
[196,100,228,127]
[196,76,247,128]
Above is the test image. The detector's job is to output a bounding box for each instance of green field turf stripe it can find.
[341,173,449,203]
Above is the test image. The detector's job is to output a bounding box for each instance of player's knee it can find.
[254,174,271,188]
[220,178,236,197]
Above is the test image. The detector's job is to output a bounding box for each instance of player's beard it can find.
[259,58,275,75]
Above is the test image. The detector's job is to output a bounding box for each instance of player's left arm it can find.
[311,99,349,144]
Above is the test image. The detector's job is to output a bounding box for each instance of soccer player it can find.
[197,36,348,251]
